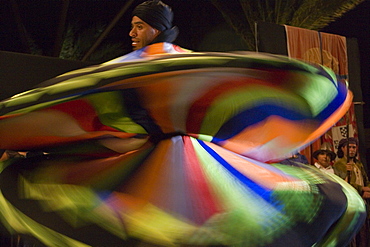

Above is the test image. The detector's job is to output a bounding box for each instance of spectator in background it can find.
[312,148,336,174]
[333,137,370,247]
[333,137,370,196]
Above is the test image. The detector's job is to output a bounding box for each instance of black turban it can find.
[132,0,178,43]
[132,0,173,31]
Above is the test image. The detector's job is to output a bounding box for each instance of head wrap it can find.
[132,0,179,43]
[132,0,173,31]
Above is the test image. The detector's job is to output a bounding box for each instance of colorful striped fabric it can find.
[0,43,365,246]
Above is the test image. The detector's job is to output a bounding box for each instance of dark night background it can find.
[0,0,369,152]
[0,2,369,246]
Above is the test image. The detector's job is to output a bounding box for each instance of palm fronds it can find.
[291,0,366,29]
[59,22,124,63]
[211,0,366,50]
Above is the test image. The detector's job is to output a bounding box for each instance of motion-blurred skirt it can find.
[0,48,365,246]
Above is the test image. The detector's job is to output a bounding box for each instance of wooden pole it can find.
[52,0,70,57]
[82,0,135,61]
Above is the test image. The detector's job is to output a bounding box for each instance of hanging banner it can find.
[285,25,356,163]
[331,125,355,150]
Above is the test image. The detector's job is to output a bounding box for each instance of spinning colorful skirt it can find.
[0,43,365,246]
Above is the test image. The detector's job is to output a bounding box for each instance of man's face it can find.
[341,143,357,158]
[129,16,160,50]
[317,153,330,168]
